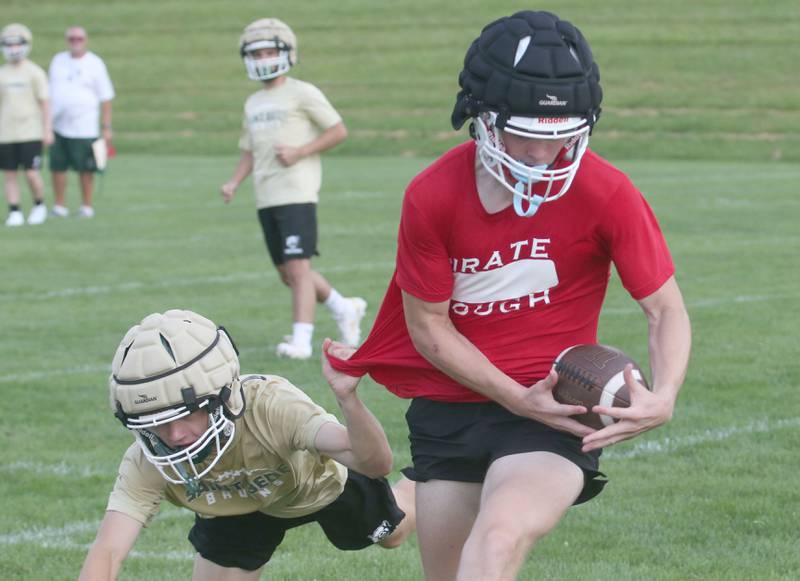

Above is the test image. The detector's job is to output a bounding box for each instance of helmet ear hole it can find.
[159,333,176,363]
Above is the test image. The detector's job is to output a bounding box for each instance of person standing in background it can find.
[0,23,52,227]
[48,26,114,219]
[221,18,366,360]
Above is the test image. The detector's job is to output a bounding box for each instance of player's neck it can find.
[475,156,513,215]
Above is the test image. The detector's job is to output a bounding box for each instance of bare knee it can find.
[483,523,537,557]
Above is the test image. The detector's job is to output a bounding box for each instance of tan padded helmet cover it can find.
[109,309,242,417]
[1,23,33,45]
[239,18,297,65]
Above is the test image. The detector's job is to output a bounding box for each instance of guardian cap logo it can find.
[539,94,568,106]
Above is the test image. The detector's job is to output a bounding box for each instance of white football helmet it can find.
[1,23,32,62]
[239,18,297,81]
[109,310,245,489]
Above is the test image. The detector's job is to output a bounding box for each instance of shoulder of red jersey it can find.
[575,149,631,187]
[405,141,475,198]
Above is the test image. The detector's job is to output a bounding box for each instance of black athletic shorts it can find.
[402,398,607,505]
[257,203,319,266]
[187,471,406,571]
[0,141,43,170]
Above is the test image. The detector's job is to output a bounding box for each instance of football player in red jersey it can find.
[328,11,691,580]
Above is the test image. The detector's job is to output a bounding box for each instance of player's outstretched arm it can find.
[402,291,593,437]
[78,510,143,581]
[220,150,254,203]
[316,338,393,478]
[582,276,691,451]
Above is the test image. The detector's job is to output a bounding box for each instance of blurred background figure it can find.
[220,18,365,360]
[0,23,52,227]
[48,26,114,219]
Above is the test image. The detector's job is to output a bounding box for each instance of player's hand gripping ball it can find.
[553,344,650,430]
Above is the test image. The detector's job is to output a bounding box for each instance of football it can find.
[552,344,650,430]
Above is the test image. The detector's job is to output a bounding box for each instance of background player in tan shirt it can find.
[78,309,415,580]
[221,19,365,360]
[0,23,52,227]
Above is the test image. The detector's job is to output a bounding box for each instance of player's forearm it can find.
[335,393,393,478]
[230,151,254,185]
[646,302,691,404]
[408,318,525,410]
[100,100,112,129]
[40,100,52,132]
[299,122,347,157]
[78,548,122,581]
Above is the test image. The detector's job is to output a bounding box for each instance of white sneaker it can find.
[5,210,24,227]
[27,204,47,225]
[51,205,69,218]
[276,340,313,360]
[78,205,95,218]
[334,297,367,347]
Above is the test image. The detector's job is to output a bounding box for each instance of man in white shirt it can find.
[48,26,114,218]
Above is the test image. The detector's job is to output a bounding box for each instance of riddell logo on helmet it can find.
[538,117,569,124]
[134,394,158,405]
[538,94,567,106]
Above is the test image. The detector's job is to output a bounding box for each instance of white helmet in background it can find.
[451,11,603,217]
[109,309,245,489]
[1,23,32,62]
[239,18,297,81]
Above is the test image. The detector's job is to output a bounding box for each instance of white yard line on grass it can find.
[0,345,262,384]
[0,509,194,562]
[0,261,394,303]
[0,460,112,478]
[604,417,800,460]
[601,292,797,316]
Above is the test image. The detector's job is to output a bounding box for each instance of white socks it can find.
[324,288,349,318]
[292,322,314,350]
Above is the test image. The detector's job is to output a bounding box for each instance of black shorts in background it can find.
[402,398,607,505]
[48,133,97,173]
[187,471,405,571]
[257,203,319,266]
[0,141,43,170]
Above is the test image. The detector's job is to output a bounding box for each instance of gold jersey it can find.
[0,60,48,143]
[107,374,347,525]
[238,77,342,209]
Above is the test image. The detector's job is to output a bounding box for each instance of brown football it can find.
[552,344,650,430]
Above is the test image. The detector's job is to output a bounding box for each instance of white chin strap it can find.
[474,115,590,217]
[244,53,290,81]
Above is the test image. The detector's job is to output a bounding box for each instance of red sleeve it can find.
[600,179,675,300]
[395,187,454,302]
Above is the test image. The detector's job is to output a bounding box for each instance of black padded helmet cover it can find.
[451,11,602,130]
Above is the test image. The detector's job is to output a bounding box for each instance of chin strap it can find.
[512,185,544,217]
[510,164,548,218]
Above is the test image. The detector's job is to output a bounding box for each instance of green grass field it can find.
[1,0,800,579]
[1,154,798,580]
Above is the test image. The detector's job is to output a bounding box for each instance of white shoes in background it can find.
[276,340,313,360]
[335,297,367,347]
[51,205,69,218]
[27,204,47,225]
[5,210,24,227]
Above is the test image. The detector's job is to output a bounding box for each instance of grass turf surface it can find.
[1,0,799,577]
[1,153,798,579]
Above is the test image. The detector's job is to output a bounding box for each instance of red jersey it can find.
[330,141,674,402]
